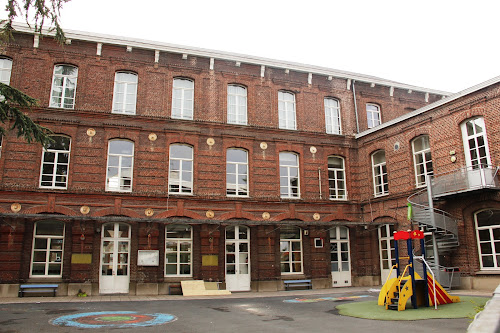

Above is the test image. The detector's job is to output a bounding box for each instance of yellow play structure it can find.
[378,230,460,311]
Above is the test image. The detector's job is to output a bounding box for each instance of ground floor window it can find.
[280,226,303,274]
[31,220,65,277]
[475,209,500,270]
[165,225,192,276]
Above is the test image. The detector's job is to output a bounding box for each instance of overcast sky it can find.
[5,0,499,92]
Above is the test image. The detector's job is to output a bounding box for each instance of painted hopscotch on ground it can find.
[50,311,177,328]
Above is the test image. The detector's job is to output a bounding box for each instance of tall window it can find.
[325,98,341,134]
[112,72,138,115]
[367,103,381,128]
[278,91,296,130]
[0,57,12,85]
[372,150,388,196]
[49,64,78,109]
[461,117,491,169]
[474,209,500,270]
[280,152,300,198]
[31,220,64,277]
[226,148,248,197]
[328,156,346,200]
[106,140,134,192]
[280,226,302,274]
[412,135,433,187]
[169,144,193,194]
[227,85,247,125]
[172,78,194,120]
[165,225,192,276]
[39,135,71,189]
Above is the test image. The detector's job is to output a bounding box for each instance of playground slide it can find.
[426,272,460,305]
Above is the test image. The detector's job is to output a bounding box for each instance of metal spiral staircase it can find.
[407,165,500,288]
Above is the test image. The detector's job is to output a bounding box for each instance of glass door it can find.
[330,226,351,287]
[225,225,250,291]
[99,223,130,294]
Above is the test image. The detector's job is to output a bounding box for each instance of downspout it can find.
[352,80,360,134]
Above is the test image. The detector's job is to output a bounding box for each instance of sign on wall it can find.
[137,250,159,266]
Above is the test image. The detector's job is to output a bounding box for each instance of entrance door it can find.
[100,223,130,294]
[225,225,250,291]
[330,226,351,287]
[378,224,396,284]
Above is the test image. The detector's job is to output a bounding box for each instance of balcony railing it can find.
[431,165,500,199]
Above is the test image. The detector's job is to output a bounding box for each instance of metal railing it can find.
[431,165,500,198]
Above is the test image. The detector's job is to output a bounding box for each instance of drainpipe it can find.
[352,80,360,134]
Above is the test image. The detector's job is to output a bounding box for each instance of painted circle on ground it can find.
[50,311,177,328]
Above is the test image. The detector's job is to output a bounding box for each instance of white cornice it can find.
[11,22,450,96]
[355,75,500,139]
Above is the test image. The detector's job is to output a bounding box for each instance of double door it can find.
[225,225,250,291]
[330,226,351,287]
[99,223,130,294]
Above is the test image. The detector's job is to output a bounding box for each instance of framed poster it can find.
[137,250,159,266]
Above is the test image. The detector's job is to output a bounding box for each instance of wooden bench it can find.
[19,284,58,297]
[283,279,312,291]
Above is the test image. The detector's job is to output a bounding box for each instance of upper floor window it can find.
[372,150,388,196]
[280,226,302,274]
[31,220,64,277]
[280,152,300,198]
[106,140,134,192]
[165,225,192,276]
[328,156,347,200]
[172,78,194,120]
[278,91,296,130]
[367,103,381,128]
[226,148,248,197]
[39,135,71,189]
[169,144,193,194]
[461,117,491,169]
[474,209,500,270]
[112,72,138,115]
[325,98,341,134]
[49,64,78,109]
[0,58,13,85]
[412,135,433,188]
[227,85,247,125]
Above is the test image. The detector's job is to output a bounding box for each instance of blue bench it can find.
[283,279,312,291]
[19,284,58,297]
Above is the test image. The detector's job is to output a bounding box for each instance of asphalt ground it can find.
[0,287,492,333]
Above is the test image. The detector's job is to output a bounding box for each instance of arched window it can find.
[278,91,296,130]
[461,117,491,169]
[172,78,194,120]
[226,148,248,197]
[106,140,134,192]
[0,57,13,85]
[112,72,138,115]
[325,98,341,134]
[227,85,247,125]
[31,220,65,277]
[39,135,71,189]
[366,103,381,128]
[280,226,303,274]
[168,144,193,194]
[412,135,433,188]
[328,156,346,200]
[279,152,300,198]
[165,225,192,276]
[474,209,500,270]
[49,64,78,109]
[372,150,388,196]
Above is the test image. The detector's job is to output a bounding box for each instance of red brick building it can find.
[0,24,498,296]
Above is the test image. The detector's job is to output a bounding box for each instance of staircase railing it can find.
[414,255,437,309]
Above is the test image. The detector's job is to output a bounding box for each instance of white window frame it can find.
[168,144,194,195]
[279,152,300,199]
[412,135,433,188]
[227,85,247,125]
[278,91,296,130]
[474,209,500,270]
[226,148,249,197]
[372,150,388,196]
[461,117,491,170]
[49,64,78,109]
[172,78,194,120]
[325,98,342,135]
[106,140,134,192]
[0,57,13,85]
[30,220,65,277]
[280,226,303,274]
[328,156,347,200]
[112,72,138,115]
[367,103,381,128]
[165,225,193,276]
[39,135,71,189]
